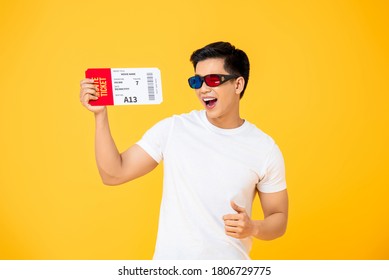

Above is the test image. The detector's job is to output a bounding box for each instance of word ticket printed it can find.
[85,68,162,106]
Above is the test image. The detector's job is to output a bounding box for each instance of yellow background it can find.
[1,0,388,259]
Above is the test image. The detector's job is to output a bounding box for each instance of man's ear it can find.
[235,76,245,96]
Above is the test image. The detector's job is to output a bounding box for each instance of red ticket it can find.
[85,68,162,106]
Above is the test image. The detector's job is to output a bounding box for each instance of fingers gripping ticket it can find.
[80,78,101,112]
[80,79,98,101]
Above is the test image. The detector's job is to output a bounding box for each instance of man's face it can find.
[194,58,242,125]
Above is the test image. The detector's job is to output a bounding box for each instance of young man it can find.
[80,42,288,259]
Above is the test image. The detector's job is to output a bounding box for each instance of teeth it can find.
[203,97,216,101]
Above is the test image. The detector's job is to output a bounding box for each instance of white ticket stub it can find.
[85,68,162,106]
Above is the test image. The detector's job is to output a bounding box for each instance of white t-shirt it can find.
[137,110,286,259]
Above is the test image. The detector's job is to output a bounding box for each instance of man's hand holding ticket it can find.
[85,68,162,106]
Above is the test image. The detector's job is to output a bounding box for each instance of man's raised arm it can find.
[80,78,158,185]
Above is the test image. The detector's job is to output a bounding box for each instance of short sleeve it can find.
[257,144,287,193]
[136,117,173,163]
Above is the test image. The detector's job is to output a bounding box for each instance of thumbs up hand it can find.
[223,201,256,239]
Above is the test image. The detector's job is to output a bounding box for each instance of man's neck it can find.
[206,112,245,129]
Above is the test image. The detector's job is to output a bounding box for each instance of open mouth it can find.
[203,97,218,109]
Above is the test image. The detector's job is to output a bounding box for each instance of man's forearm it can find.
[94,109,123,184]
[252,212,288,240]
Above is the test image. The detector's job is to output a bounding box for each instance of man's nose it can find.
[199,81,211,94]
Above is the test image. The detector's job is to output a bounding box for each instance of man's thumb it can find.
[230,201,245,213]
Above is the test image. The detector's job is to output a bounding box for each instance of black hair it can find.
[190,41,250,98]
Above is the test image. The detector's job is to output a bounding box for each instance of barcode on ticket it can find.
[85,68,162,106]
[147,72,156,101]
